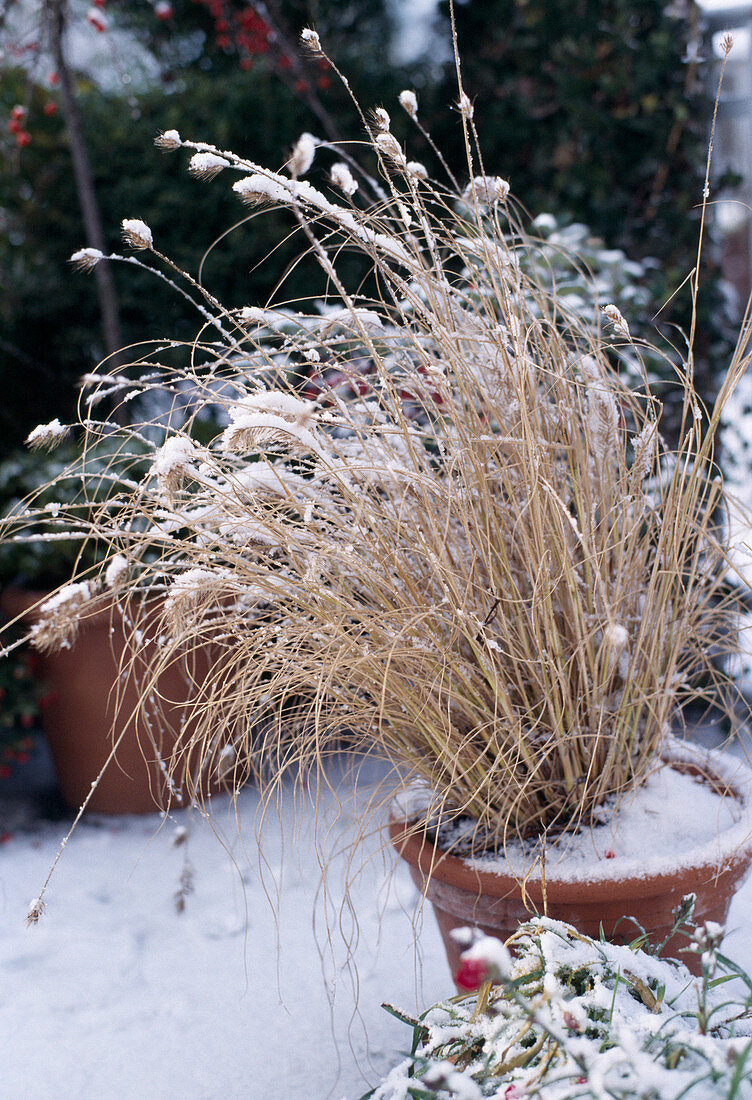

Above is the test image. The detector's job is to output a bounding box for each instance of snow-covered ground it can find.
[0,766,450,1100]
[1,748,752,1100]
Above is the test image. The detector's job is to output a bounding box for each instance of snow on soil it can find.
[2,752,752,1099]
[467,741,752,882]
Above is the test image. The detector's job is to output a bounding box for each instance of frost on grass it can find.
[188,151,229,180]
[69,248,104,273]
[372,917,752,1100]
[25,418,70,451]
[30,582,98,653]
[26,897,46,926]
[121,218,153,250]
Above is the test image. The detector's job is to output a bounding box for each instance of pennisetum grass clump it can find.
[1,24,749,899]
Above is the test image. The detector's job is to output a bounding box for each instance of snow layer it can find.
[0,772,447,1099]
[2,751,752,1098]
[469,741,752,882]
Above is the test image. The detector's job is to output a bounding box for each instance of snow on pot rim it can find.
[389,736,752,897]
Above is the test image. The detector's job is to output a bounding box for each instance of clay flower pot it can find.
[390,739,752,980]
[1,586,217,814]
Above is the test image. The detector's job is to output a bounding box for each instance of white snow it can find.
[0,768,448,1098]
[2,746,752,1097]
[25,419,70,448]
[468,739,752,882]
[121,219,153,249]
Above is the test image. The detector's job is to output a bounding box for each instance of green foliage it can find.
[0,438,148,589]
[0,643,41,766]
[368,914,752,1099]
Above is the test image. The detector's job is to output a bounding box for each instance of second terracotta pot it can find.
[2,587,219,815]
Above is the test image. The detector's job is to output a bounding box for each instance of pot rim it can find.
[389,737,752,904]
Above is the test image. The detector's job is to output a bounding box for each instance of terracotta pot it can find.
[1,586,219,814]
[390,741,752,980]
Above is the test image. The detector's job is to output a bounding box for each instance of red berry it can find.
[317,75,331,90]
[239,57,253,70]
[604,848,615,859]
[0,766,11,780]
[44,100,58,116]
[155,1,174,19]
[48,71,60,85]
[10,104,26,120]
[16,131,31,147]
[294,78,307,94]
[87,9,108,31]
[216,33,231,48]
[0,832,13,844]
[455,957,489,991]
[8,118,22,134]
[20,711,34,726]
[278,54,291,70]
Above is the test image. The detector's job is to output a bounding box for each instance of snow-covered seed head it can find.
[300,27,321,53]
[29,581,98,653]
[164,567,230,631]
[398,90,418,120]
[406,160,428,180]
[221,392,317,454]
[26,897,46,927]
[721,32,733,56]
[154,129,182,151]
[188,151,230,180]
[25,418,70,451]
[70,247,104,273]
[330,162,358,197]
[287,132,316,178]
[152,435,200,498]
[580,355,619,466]
[457,92,474,119]
[375,132,405,163]
[104,554,129,590]
[121,218,153,250]
[232,175,290,206]
[463,176,509,206]
[372,107,391,132]
[602,303,631,340]
[631,419,657,482]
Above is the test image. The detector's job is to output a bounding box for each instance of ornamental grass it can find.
[2,29,749,870]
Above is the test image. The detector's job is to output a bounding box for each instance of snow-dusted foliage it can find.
[371,914,752,1100]
[2,35,749,881]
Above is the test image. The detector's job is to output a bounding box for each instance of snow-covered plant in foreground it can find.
[369,912,752,1100]
[1,29,750,893]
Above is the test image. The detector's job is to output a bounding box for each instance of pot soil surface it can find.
[390,738,752,979]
